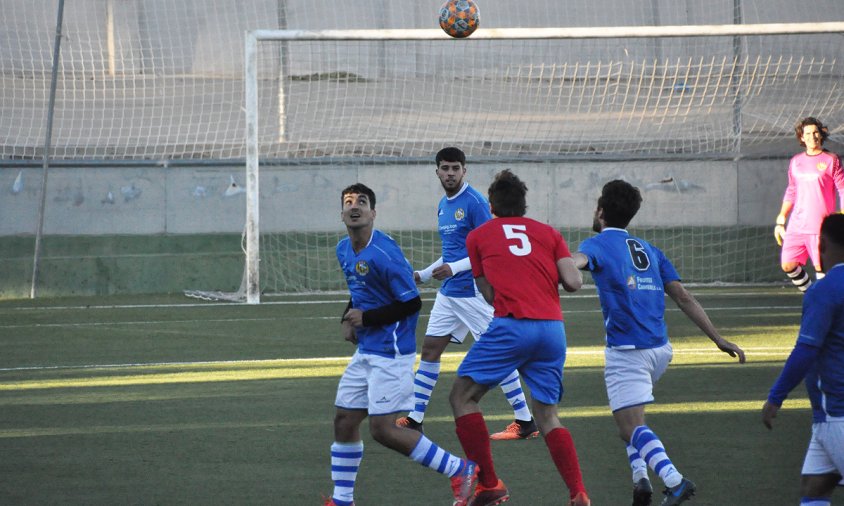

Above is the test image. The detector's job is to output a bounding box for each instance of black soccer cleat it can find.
[395,416,424,433]
[660,478,696,506]
[632,477,653,506]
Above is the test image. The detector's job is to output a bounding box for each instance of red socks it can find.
[545,427,586,498]
[455,412,498,488]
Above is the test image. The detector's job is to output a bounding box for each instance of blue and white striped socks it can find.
[330,441,363,506]
[626,443,649,482]
[408,360,440,422]
[498,370,532,421]
[631,425,682,488]
[409,434,465,477]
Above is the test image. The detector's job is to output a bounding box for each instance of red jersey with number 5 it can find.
[466,216,571,320]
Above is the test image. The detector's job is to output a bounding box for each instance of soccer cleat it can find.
[660,478,696,506]
[450,460,478,506]
[468,479,510,506]
[489,419,539,440]
[322,496,353,506]
[395,416,424,433]
[569,491,591,506]
[632,478,653,506]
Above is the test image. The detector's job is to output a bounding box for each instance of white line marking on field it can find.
[0,304,800,330]
[0,346,793,373]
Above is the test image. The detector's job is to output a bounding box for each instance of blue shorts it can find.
[457,317,566,405]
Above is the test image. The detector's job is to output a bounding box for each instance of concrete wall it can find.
[0,158,794,237]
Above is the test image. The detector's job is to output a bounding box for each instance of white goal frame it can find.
[241,21,844,304]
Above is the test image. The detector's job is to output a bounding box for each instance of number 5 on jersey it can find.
[503,224,532,256]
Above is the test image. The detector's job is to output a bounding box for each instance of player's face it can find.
[341,192,375,230]
[436,161,466,195]
[802,124,823,153]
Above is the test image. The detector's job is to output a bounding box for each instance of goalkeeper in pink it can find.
[775,117,844,292]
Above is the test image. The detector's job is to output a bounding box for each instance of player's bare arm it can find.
[570,252,589,270]
[557,257,583,292]
[665,280,746,363]
[474,275,494,305]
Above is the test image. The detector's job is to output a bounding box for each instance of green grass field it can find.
[0,286,812,505]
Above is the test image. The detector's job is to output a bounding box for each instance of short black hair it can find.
[341,183,376,210]
[821,213,844,248]
[599,180,642,228]
[435,146,466,166]
[795,116,829,147]
[488,169,527,217]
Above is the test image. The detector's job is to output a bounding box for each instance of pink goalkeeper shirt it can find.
[783,150,844,234]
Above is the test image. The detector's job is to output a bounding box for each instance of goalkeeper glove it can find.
[774,216,786,246]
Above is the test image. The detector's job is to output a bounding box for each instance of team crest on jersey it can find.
[454,208,465,221]
[626,275,637,290]
[817,162,828,171]
[355,260,369,276]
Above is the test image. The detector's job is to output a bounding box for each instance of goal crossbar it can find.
[249,22,844,42]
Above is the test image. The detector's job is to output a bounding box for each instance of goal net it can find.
[2,1,842,302]
[219,23,842,302]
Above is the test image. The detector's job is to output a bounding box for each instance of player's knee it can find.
[781,262,798,272]
[368,419,397,446]
[420,336,450,360]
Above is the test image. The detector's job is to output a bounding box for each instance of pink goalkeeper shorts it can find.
[781,232,820,269]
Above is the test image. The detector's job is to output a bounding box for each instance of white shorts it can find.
[335,351,416,416]
[425,291,493,344]
[605,343,673,412]
[802,420,844,479]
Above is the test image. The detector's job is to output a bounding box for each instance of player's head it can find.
[595,179,642,231]
[340,183,376,230]
[794,117,828,149]
[435,147,467,196]
[819,213,844,272]
[487,169,527,217]
[435,146,466,166]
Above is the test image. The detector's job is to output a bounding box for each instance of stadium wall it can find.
[0,158,794,298]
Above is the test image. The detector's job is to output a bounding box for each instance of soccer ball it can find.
[439,0,480,39]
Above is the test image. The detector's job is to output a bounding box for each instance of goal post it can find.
[214,22,844,304]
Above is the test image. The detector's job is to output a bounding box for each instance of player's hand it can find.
[342,308,364,328]
[774,225,786,246]
[413,271,423,285]
[761,401,779,430]
[341,320,358,345]
[431,264,454,280]
[715,338,746,363]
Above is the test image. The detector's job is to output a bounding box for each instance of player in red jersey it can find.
[449,170,591,506]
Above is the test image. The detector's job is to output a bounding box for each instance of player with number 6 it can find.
[572,180,745,506]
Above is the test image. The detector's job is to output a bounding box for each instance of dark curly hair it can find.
[435,146,466,166]
[488,169,527,217]
[598,180,642,228]
[795,117,829,147]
